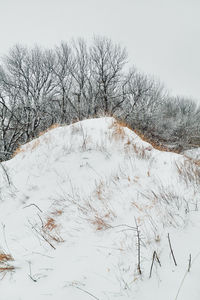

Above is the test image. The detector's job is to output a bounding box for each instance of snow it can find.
[183,147,200,160]
[0,117,200,299]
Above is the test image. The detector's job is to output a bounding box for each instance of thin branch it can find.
[28,220,56,250]
[149,250,161,278]
[167,233,177,266]
[72,286,100,300]
[0,163,11,185]
[188,254,191,272]
[23,203,43,213]
[28,261,37,282]
[135,217,142,275]
[2,223,11,255]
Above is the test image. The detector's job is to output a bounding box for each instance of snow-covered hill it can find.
[0,117,200,300]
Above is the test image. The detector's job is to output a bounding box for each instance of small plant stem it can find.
[135,217,142,275]
[188,254,191,272]
[149,250,161,278]
[23,203,43,213]
[167,233,177,266]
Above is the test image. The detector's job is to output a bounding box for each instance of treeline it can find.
[0,36,200,160]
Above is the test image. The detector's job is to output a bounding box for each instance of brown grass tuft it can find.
[0,265,15,271]
[109,120,127,140]
[38,123,60,137]
[112,118,134,132]
[41,216,64,246]
[12,146,25,158]
[0,253,13,262]
[132,143,151,160]
[44,217,57,231]
[126,139,132,145]
[0,251,15,276]
[51,209,63,216]
[91,215,111,231]
[175,157,200,187]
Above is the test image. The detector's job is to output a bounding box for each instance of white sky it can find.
[0,0,200,101]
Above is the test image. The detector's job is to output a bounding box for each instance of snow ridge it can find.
[0,117,200,300]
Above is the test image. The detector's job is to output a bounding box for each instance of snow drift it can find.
[0,117,200,300]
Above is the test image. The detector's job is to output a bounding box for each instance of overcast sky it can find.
[0,0,199,101]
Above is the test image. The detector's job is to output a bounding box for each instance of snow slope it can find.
[0,117,200,300]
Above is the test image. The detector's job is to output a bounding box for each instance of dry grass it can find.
[79,180,116,230]
[126,139,132,146]
[0,253,13,262]
[70,123,82,135]
[112,118,134,132]
[155,189,183,209]
[0,251,15,276]
[113,117,180,153]
[143,184,187,217]
[30,139,40,151]
[133,128,181,153]
[38,123,60,137]
[37,216,64,247]
[12,146,25,158]
[132,143,151,160]
[51,209,63,216]
[132,192,158,212]
[110,119,151,160]
[44,217,57,231]
[131,202,144,212]
[109,119,135,143]
[175,157,200,187]
[0,265,15,272]
[110,121,126,140]
[140,187,186,228]
[12,123,60,158]
[95,181,105,201]
[89,209,115,231]
[90,214,112,230]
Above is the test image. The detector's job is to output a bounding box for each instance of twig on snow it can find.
[167,233,177,266]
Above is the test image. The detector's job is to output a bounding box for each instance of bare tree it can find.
[0,37,200,160]
[52,42,77,123]
[2,45,57,139]
[90,36,127,114]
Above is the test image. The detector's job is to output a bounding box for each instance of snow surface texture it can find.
[0,117,200,300]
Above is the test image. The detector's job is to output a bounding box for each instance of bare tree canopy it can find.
[0,37,199,160]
